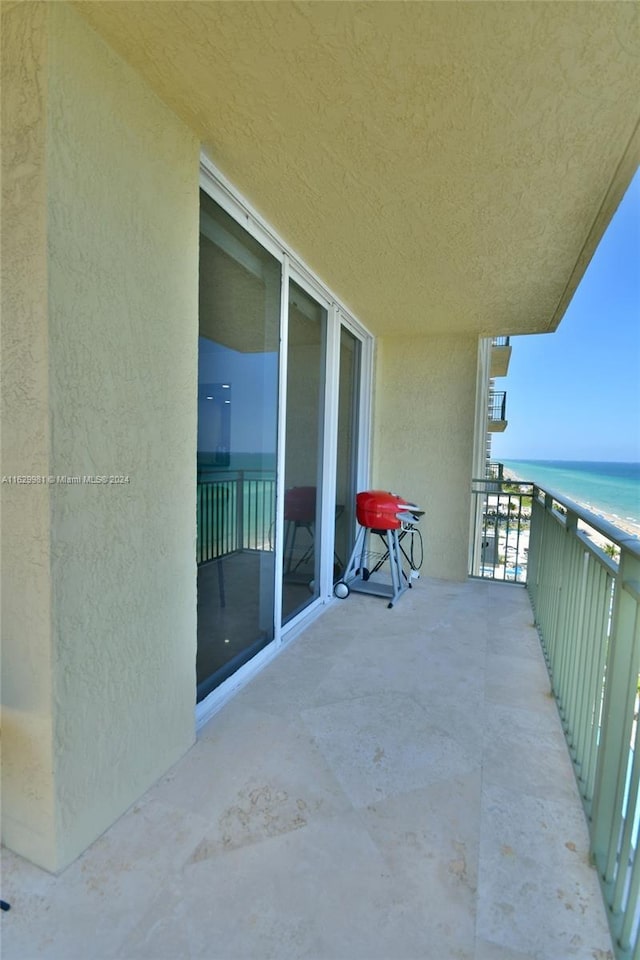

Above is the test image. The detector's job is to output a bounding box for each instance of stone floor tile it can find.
[358,771,481,955]
[146,707,353,853]
[122,811,456,960]
[484,652,553,714]
[1,797,211,960]
[484,700,568,750]
[485,644,550,680]
[300,690,480,808]
[481,704,578,805]
[474,939,537,960]
[1,578,613,960]
[477,782,612,960]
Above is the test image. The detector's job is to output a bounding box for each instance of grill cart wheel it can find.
[334,581,350,599]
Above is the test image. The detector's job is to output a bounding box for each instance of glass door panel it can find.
[334,326,362,580]
[282,280,327,623]
[197,191,281,701]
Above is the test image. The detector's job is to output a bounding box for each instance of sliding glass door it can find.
[197,192,281,702]
[281,279,327,624]
[196,170,372,706]
[334,325,362,580]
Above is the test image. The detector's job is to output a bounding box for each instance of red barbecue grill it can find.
[334,490,424,607]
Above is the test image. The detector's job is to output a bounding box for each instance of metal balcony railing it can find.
[491,336,511,347]
[470,477,532,582]
[470,473,640,958]
[197,470,276,564]
[488,390,507,422]
[528,490,640,960]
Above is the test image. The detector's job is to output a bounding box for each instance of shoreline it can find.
[501,466,640,544]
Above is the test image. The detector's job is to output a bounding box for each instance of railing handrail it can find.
[471,477,531,485]
[530,484,640,557]
[473,475,640,557]
[198,468,275,479]
[523,480,640,959]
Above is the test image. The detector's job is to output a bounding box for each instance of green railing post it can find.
[567,547,590,759]
[236,469,245,551]
[591,550,640,883]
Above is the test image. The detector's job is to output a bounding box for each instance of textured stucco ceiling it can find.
[74,0,640,339]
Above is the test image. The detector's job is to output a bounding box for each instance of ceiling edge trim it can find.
[546,115,640,334]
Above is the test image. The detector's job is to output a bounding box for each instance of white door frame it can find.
[196,154,373,728]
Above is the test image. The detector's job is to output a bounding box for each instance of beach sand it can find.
[501,466,640,550]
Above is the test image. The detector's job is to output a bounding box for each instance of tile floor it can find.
[1,578,614,959]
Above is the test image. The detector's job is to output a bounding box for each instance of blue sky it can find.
[492,167,640,463]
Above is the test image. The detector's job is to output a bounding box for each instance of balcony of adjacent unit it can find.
[488,389,508,432]
[5,476,640,960]
[490,336,513,378]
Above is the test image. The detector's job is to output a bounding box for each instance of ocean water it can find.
[501,459,640,527]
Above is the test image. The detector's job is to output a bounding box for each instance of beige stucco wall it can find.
[1,3,200,871]
[1,1,57,870]
[372,335,478,582]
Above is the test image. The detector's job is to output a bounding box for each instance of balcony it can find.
[488,390,508,432]
[2,575,613,959]
[490,337,512,379]
[470,475,640,959]
[486,461,505,481]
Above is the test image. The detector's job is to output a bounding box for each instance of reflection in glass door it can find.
[334,325,361,580]
[197,192,281,702]
[281,280,327,624]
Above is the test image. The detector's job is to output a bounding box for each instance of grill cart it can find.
[334,490,424,608]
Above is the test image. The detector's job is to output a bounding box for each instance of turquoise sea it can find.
[502,460,640,528]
